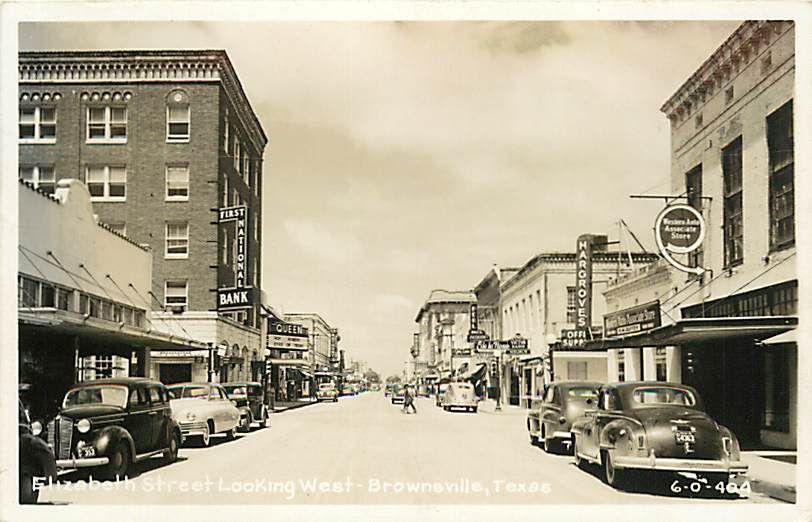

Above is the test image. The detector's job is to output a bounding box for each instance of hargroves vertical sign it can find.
[575,234,593,333]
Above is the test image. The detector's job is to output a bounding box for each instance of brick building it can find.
[18,50,269,384]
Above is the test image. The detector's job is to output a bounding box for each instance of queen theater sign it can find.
[267,318,309,350]
[655,204,706,275]
[575,234,593,334]
[217,205,252,310]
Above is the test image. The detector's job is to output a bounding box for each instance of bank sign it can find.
[604,301,662,338]
[217,205,252,311]
[655,204,706,275]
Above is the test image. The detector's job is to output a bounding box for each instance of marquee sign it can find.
[654,204,706,275]
[266,317,310,350]
[217,204,252,311]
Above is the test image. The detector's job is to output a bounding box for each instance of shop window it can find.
[94,356,113,379]
[56,288,72,311]
[685,164,703,272]
[617,351,625,381]
[86,165,126,201]
[762,347,790,432]
[19,165,56,195]
[87,106,127,142]
[165,222,189,258]
[655,348,667,381]
[165,280,188,308]
[567,361,587,381]
[41,284,55,308]
[722,137,743,268]
[19,277,39,307]
[89,297,102,318]
[566,286,576,323]
[767,100,794,250]
[19,106,56,142]
[166,104,190,142]
[166,164,190,200]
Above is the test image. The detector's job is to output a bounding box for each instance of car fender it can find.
[93,425,136,459]
[19,433,57,480]
[165,418,182,446]
[599,419,637,452]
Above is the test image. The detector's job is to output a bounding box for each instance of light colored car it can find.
[442,382,478,413]
[316,382,339,402]
[167,383,241,447]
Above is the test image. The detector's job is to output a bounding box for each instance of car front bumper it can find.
[56,457,110,469]
[613,454,748,474]
[178,420,208,438]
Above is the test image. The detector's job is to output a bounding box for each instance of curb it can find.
[748,478,796,503]
[271,401,318,413]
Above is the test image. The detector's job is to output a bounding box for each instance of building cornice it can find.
[19,50,268,152]
[660,21,793,120]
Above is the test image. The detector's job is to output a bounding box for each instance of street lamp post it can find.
[494,349,503,412]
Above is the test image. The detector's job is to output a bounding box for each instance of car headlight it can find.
[186,411,196,421]
[559,416,567,424]
[76,418,91,433]
[31,421,42,436]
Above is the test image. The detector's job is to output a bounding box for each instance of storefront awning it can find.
[762,329,797,345]
[457,363,487,381]
[588,316,797,350]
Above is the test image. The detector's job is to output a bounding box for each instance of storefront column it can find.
[607,349,619,382]
[666,345,682,382]
[623,348,642,380]
[642,347,656,380]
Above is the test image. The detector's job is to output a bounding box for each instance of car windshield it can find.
[63,385,128,408]
[224,386,247,396]
[319,383,335,390]
[567,387,598,399]
[167,385,209,400]
[632,386,696,407]
[452,383,473,390]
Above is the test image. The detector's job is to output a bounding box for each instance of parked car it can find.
[316,382,339,402]
[527,381,601,453]
[167,383,241,447]
[35,378,182,480]
[20,399,57,504]
[442,382,478,413]
[390,385,405,404]
[222,382,270,432]
[571,381,748,490]
[435,383,449,407]
[384,384,396,397]
[340,384,356,397]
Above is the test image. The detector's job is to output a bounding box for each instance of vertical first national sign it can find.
[575,234,593,334]
[218,205,252,310]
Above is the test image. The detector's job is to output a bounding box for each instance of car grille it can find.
[47,416,74,460]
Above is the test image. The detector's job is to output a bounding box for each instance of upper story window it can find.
[722,136,744,268]
[164,280,188,308]
[685,164,704,272]
[222,174,229,207]
[566,286,576,323]
[233,138,241,171]
[166,222,190,258]
[724,86,734,105]
[223,107,230,153]
[19,106,56,143]
[767,100,794,251]
[87,106,127,142]
[167,106,190,142]
[86,165,126,201]
[166,164,190,201]
[19,165,55,195]
[243,148,250,181]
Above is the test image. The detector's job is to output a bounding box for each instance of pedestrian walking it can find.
[403,384,417,414]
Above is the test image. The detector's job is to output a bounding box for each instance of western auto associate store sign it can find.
[655,204,706,275]
[604,301,662,338]
[217,205,252,311]
[575,234,593,333]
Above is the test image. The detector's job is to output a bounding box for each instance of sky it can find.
[20,20,742,378]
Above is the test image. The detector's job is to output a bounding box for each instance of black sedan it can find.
[527,381,601,453]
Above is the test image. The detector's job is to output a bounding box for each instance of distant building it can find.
[413,290,478,383]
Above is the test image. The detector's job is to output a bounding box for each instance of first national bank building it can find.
[17,50,269,408]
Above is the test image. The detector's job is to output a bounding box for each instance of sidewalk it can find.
[271,398,318,413]
[476,398,527,416]
[741,451,796,503]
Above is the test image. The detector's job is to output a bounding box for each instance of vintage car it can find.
[20,399,57,504]
[35,378,181,480]
[316,382,339,402]
[390,384,405,404]
[571,381,748,490]
[442,382,478,413]
[384,384,395,397]
[527,381,601,453]
[435,383,449,407]
[167,383,241,447]
[340,384,356,397]
[222,382,270,432]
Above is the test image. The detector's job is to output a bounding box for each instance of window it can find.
[87,106,127,141]
[56,287,72,311]
[725,86,734,105]
[254,161,261,196]
[222,175,229,207]
[166,164,190,200]
[685,164,703,271]
[166,104,190,141]
[19,165,56,194]
[19,106,56,142]
[567,361,587,381]
[223,108,229,152]
[655,348,667,381]
[164,280,188,307]
[761,51,773,75]
[694,113,703,128]
[232,188,239,207]
[617,351,625,381]
[93,356,114,379]
[566,286,576,323]
[767,100,794,250]
[86,166,126,201]
[762,347,790,432]
[165,222,189,258]
[722,137,743,267]
[243,148,250,180]
[233,138,241,171]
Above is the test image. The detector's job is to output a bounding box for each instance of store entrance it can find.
[159,363,192,385]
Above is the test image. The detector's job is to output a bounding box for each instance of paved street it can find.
[38,393,776,505]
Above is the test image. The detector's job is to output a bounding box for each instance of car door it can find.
[125,385,152,455]
[590,387,618,459]
[146,384,169,450]
[540,385,560,438]
[578,387,606,460]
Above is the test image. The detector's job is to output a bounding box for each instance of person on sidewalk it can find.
[403,384,417,414]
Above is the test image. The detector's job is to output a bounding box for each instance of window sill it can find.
[165,196,190,202]
[86,139,128,145]
[19,139,56,145]
[90,197,126,203]
[769,242,795,254]
[166,137,190,144]
[723,260,744,271]
[165,254,189,260]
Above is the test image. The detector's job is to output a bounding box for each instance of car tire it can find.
[602,450,627,489]
[259,408,269,429]
[164,430,180,463]
[101,442,130,481]
[573,437,587,470]
[543,435,558,454]
[225,426,236,441]
[201,422,212,447]
[239,414,251,433]
[19,465,39,504]
[472,406,478,413]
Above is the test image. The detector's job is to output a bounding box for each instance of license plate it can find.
[675,432,695,444]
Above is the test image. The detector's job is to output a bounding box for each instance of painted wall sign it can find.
[604,301,662,337]
[655,204,706,275]
[575,234,594,333]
